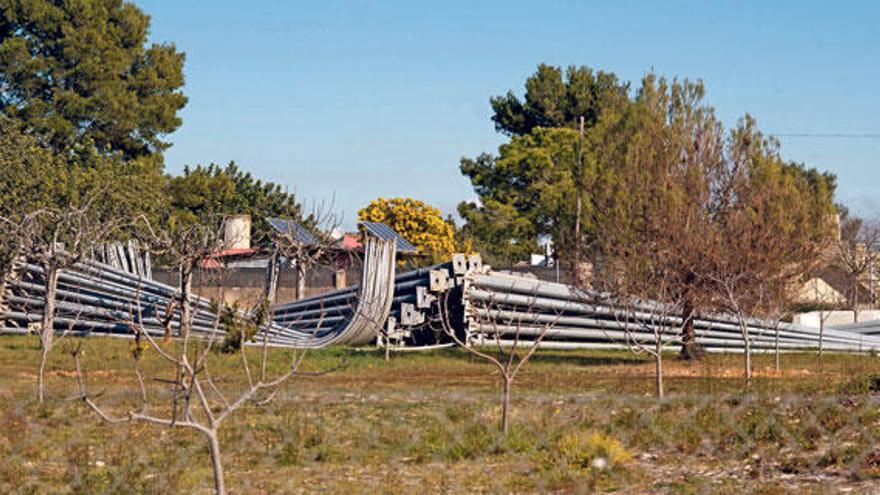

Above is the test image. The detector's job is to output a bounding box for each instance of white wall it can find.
[793,310,880,328]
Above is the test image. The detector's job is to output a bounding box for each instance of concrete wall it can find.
[153,263,361,307]
[793,310,880,328]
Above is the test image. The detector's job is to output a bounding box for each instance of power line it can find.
[773,132,880,139]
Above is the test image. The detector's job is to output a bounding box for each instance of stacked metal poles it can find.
[270,245,460,347]
[463,270,880,353]
[263,237,399,347]
[1,259,225,339]
[827,320,880,337]
[5,245,880,355]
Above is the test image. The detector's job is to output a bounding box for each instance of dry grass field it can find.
[3,335,880,493]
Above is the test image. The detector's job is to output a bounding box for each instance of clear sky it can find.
[137,0,880,228]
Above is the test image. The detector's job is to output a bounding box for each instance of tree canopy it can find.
[588,77,838,319]
[490,64,629,136]
[458,127,606,266]
[461,64,628,266]
[168,162,303,247]
[0,0,187,160]
[358,197,456,265]
[460,65,839,282]
[0,116,146,224]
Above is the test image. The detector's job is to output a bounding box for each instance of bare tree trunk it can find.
[384,337,390,362]
[206,430,226,495]
[818,314,825,357]
[501,375,512,436]
[180,267,194,340]
[295,265,306,301]
[263,251,280,305]
[774,324,780,372]
[743,330,752,387]
[0,264,9,317]
[655,339,664,399]
[854,284,860,323]
[678,296,705,360]
[37,343,51,403]
[37,266,58,403]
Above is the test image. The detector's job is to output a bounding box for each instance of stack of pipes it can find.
[1,258,225,339]
[464,270,880,353]
[827,319,880,337]
[268,237,398,347]
[4,245,880,355]
[270,252,472,347]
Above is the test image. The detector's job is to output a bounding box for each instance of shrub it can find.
[556,431,630,471]
[837,373,880,395]
[218,300,265,354]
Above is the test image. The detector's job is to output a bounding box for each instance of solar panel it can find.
[360,221,418,253]
[267,218,319,245]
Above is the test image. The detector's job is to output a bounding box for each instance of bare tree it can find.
[601,274,687,399]
[837,213,880,323]
[71,275,339,495]
[805,278,843,357]
[230,199,356,411]
[439,288,561,435]
[700,121,836,385]
[137,215,227,342]
[269,199,346,305]
[1,201,119,402]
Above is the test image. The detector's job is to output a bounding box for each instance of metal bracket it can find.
[400,303,425,326]
[429,269,448,292]
[416,286,436,309]
[467,254,483,272]
[451,253,468,275]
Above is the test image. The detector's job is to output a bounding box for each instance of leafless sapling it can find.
[1,201,120,402]
[601,274,686,399]
[440,285,562,435]
[137,215,227,342]
[837,214,880,323]
[72,275,339,495]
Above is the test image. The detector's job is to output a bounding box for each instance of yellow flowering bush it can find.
[358,197,456,263]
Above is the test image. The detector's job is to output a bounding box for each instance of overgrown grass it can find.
[2,335,880,493]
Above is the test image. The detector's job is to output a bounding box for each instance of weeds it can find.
[3,335,880,492]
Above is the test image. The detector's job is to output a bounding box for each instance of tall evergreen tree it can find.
[0,0,187,159]
[460,64,629,266]
[489,64,629,136]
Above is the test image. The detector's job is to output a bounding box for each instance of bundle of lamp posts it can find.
[0,237,399,348]
[463,271,880,353]
[3,246,880,354]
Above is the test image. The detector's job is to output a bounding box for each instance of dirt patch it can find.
[598,361,815,379]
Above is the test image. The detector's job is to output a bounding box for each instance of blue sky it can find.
[138,0,880,228]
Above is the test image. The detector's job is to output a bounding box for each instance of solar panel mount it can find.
[267,218,319,246]
[360,221,418,253]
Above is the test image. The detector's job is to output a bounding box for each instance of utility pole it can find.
[573,115,585,287]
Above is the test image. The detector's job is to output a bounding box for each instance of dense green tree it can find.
[0,0,187,159]
[458,127,609,266]
[0,116,136,402]
[460,64,629,266]
[0,116,140,223]
[490,64,629,136]
[169,162,304,247]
